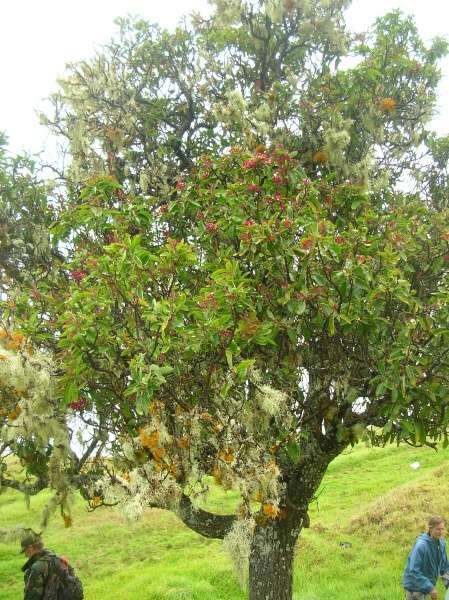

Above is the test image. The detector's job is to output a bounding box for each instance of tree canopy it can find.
[1,1,449,599]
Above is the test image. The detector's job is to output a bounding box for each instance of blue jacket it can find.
[403,533,449,593]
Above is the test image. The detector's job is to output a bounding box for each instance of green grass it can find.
[2,443,449,599]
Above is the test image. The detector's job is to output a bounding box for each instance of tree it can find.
[2,2,449,599]
[41,1,447,197]
[0,133,56,298]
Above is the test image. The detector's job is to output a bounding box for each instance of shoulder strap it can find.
[42,555,62,600]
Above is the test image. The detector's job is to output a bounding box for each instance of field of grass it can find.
[2,442,449,599]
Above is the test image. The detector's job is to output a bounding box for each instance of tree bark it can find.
[248,517,300,600]
[177,494,236,539]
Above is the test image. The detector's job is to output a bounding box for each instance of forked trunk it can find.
[248,517,299,600]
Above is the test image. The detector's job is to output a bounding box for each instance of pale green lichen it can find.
[223,517,255,589]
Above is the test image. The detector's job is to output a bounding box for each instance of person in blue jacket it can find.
[403,516,449,599]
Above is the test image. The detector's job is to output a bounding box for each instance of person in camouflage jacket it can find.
[20,532,55,600]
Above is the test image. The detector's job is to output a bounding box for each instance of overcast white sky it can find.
[1,0,448,156]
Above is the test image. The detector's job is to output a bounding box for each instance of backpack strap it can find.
[42,554,62,600]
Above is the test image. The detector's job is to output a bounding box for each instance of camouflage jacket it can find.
[22,550,55,600]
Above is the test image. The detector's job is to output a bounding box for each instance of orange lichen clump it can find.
[262,503,280,519]
[218,448,234,463]
[7,405,21,421]
[379,97,397,113]
[63,514,73,528]
[6,331,26,350]
[139,428,167,463]
[176,437,189,449]
[139,429,159,449]
[313,150,329,164]
[213,466,223,485]
[151,446,166,461]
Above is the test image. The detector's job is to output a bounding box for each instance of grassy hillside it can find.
[1,443,449,600]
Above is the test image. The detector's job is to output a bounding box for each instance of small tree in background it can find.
[2,1,449,599]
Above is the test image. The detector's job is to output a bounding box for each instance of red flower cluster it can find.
[243,158,259,170]
[69,397,87,411]
[70,270,87,283]
[198,292,218,309]
[243,152,272,170]
[244,219,256,227]
[176,180,186,191]
[206,222,218,233]
[272,149,292,165]
[300,238,314,251]
[247,183,261,193]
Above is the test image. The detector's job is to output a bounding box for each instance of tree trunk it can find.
[248,517,299,600]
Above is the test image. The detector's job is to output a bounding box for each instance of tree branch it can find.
[177,494,235,539]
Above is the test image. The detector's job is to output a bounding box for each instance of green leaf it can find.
[375,382,386,397]
[63,381,79,405]
[296,301,306,315]
[286,441,301,464]
[234,358,255,382]
[414,421,426,444]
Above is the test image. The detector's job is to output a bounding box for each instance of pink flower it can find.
[302,178,311,186]
[206,222,218,233]
[244,219,256,227]
[69,397,87,411]
[247,183,261,193]
[243,158,258,170]
[176,180,186,191]
[272,173,283,185]
[70,270,87,283]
